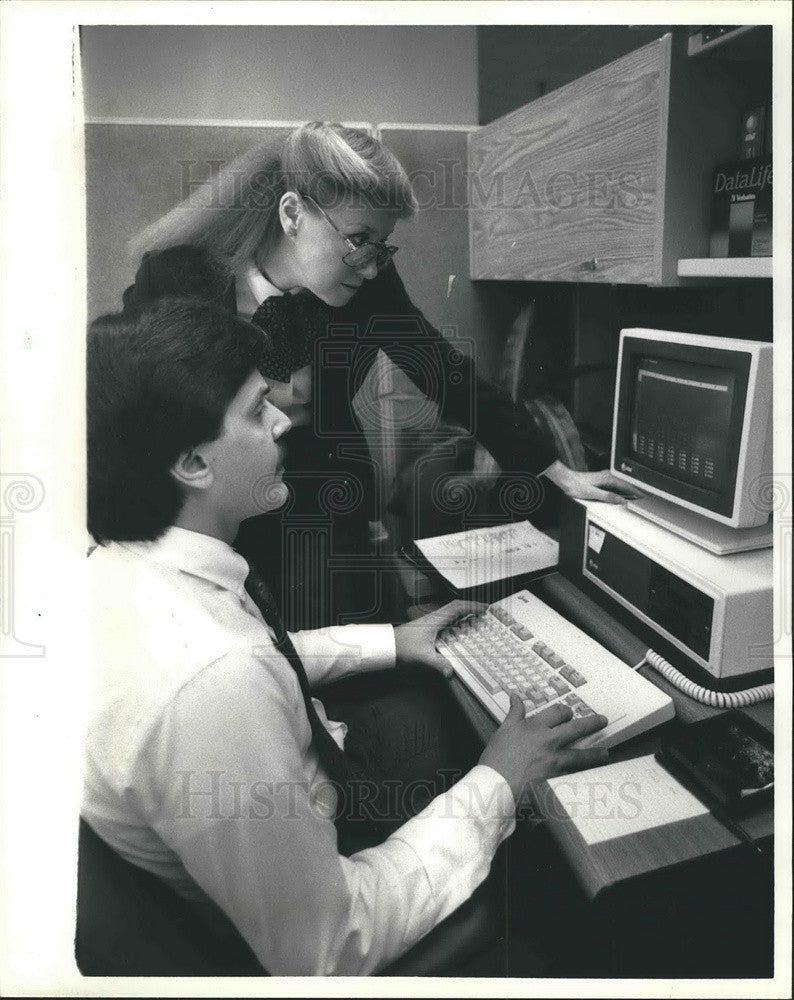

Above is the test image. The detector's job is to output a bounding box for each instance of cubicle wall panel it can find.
[84,123,293,319]
[358,127,522,541]
[379,126,495,374]
[85,121,527,552]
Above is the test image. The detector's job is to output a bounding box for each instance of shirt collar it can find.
[237,261,307,320]
[120,526,250,597]
[240,261,285,307]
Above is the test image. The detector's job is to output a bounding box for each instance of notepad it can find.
[414,521,559,589]
[546,754,709,845]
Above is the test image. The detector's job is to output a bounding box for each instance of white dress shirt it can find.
[82,527,516,975]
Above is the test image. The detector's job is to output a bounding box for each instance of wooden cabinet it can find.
[468,30,769,286]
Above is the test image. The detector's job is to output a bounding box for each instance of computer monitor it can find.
[611,329,773,554]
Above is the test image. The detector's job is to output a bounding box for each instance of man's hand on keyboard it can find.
[395,601,487,678]
[479,695,609,805]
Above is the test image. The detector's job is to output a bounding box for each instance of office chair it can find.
[76,817,505,977]
[75,818,265,976]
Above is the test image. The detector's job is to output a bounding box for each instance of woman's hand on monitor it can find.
[544,460,643,505]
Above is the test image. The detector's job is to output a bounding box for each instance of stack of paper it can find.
[546,754,709,845]
[415,520,559,589]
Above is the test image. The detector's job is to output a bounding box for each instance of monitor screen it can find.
[612,332,757,521]
[629,357,736,496]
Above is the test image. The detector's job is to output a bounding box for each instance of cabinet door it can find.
[469,35,671,285]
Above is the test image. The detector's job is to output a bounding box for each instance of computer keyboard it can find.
[437,590,675,749]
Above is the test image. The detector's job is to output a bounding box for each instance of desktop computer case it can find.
[559,498,773,686]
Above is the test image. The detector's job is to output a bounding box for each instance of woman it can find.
[122,121,628,629]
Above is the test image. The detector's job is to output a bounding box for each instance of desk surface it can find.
[400,552,774,975]
[436,569,774,902]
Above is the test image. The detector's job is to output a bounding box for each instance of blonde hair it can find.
[130,122,418,277]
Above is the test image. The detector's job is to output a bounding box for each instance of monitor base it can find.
[626,495,773,555]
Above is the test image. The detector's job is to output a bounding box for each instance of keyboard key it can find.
[560,665,587,688]
[511,624,533,641]
[490,607,512,625]
[532,642,555,665]
[563,694,595,718]
[446,642,503,695]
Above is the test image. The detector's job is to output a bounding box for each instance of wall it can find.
[476,25,774,466]
[82,25,483,339]
[81,27,496,534]
[81,25,477,124]
[84,24,774,479]
[478,24,670,124]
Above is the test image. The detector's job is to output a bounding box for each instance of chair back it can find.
[75,818,264,976]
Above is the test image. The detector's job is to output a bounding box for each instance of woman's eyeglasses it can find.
[301,194,398,271]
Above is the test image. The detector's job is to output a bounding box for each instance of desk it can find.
[398,556,774,976]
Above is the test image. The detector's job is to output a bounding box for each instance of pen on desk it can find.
[655,752,765,856]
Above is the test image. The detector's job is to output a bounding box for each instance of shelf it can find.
[677,257,772,279]
[688,26,770,60]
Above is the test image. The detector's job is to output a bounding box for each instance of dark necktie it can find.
[243,566,353,787]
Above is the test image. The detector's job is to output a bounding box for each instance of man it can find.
[83,297,608,975]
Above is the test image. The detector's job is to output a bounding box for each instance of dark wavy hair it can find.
[87,297,266,543]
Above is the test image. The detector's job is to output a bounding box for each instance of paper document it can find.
[546,754,709,845]
[414,520,559,589]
